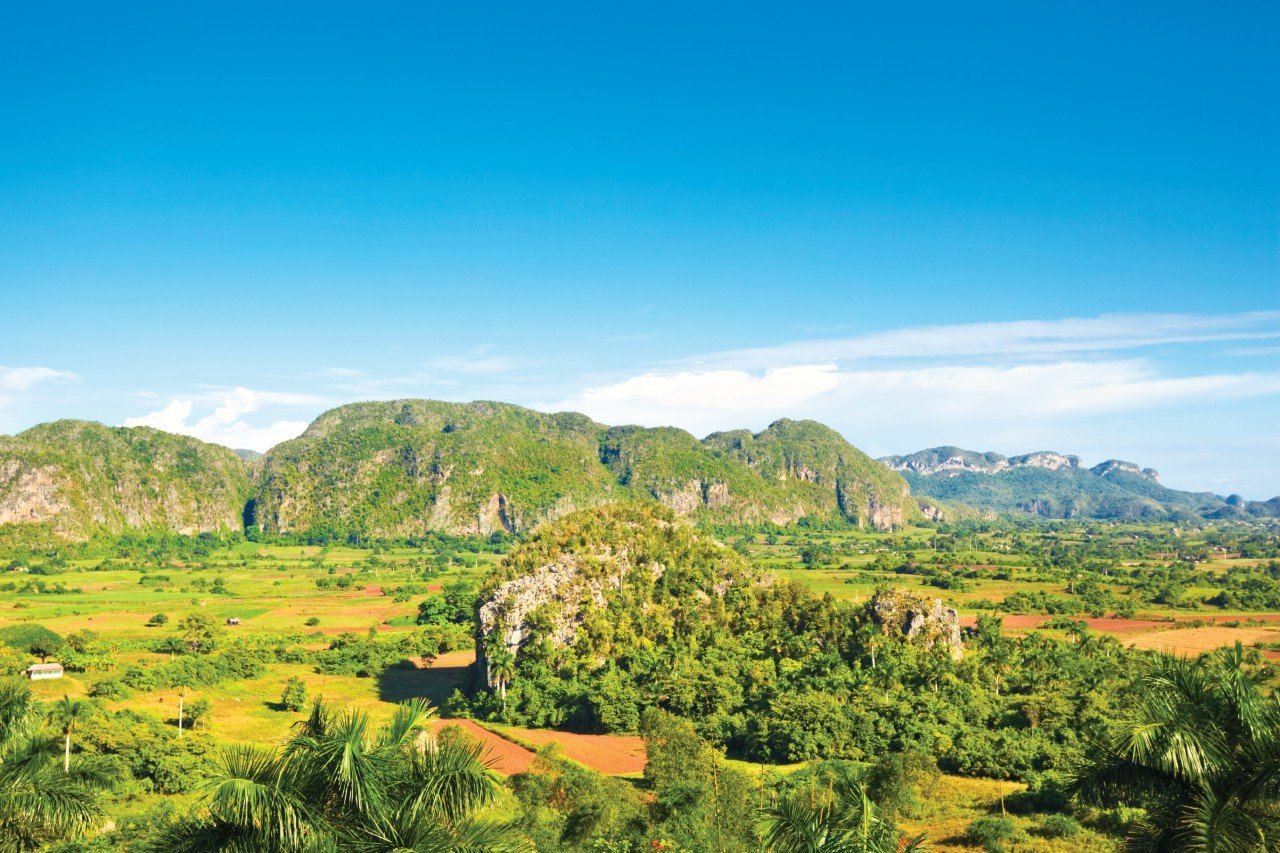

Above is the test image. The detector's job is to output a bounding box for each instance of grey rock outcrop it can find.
[868,588,963,660]
[881,447,1081,477]
[476,553,666,689]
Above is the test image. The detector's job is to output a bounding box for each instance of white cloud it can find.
[549,359,1280,443]
[0,367,78,422]
[125,387,315,451]
[551,365,842,434]
[0,366,77,393]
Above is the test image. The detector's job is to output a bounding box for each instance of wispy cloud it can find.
[0,366,77,393]
[427,346,518,376]
[124,387,323,451]
[688,310,1280,369]
[0,366,78,419]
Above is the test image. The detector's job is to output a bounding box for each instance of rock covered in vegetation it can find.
[0,420,252,539]
[475,503,754,690]
[868,588,963,660]
[253,399,916,539]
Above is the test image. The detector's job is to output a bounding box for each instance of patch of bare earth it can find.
[1123,625,1280,656]
[434,719,536,775]
[500,727,647,775]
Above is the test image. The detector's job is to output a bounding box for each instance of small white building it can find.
[26,663,63,680]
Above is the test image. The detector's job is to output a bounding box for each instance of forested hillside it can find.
[0,420,251,539]
[250,400,915,538]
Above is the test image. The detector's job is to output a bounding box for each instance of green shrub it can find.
[967,816,1022,852]
[89,678,132,700]
[1040,813,1082,839]
[281,677,308,712]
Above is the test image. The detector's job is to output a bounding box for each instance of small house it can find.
[26,663,63,680]
[225,617,241,626]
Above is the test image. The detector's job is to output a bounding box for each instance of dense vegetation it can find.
[468,506,1155,783]
[251,400,915,540]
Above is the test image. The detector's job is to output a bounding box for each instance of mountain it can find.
[0,420,252,538]
[881,446,1265,520]
[250,399,915,538]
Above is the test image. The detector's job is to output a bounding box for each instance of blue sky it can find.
[2,2,1277,496]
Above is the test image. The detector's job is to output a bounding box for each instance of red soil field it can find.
[434,719,536,775]
[961,612,1280,636]
[499,726,647,775]
[959,615,1170,633]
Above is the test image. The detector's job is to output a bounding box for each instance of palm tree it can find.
[161,697,526,852]
[0,679,106,850]
[487,649,516,713]
[48,696,89,773]
[1070,642,1280,850]
[155,635,187,659]
[760,782,927,852]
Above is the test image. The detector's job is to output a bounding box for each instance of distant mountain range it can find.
[0,404,1275,540]
[881,446,1279,521]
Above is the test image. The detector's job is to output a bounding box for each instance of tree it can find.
[760,782,928,852]
[178,613,219,655]
[27,640,58,665]
[280,677,308,712]
[48,695,89,773]
[488,648,516,713]
[146,613,169,627]
[185,698,212,731]
[155,635,186,659]
[0,679,105,849]
[1070,643,1280,850]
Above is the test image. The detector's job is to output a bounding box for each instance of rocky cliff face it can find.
[0,421,252,539]
[477,554,659,688]
[1090,459,1159,481]
[882,446,1080,477]
[475,503,753,690]
[885,445,1242,521]
[868,588,963,660]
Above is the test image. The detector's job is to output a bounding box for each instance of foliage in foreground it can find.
[1072,642,1280,851]
[159,698,524,852]
[0,679,107,851]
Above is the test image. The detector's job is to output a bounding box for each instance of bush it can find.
[967,816,1022,852]
[305,616,320,626]
[1040,813,1082,839]
[184,698,212,730]
[89,678,132,700]
[280,677,308,712]
[147,613,169,627]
